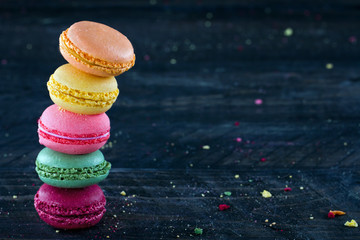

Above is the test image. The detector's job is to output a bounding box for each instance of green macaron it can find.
[35,148,111,188]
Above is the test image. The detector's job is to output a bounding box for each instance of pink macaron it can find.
[38,104,110,154]
[34,183,106,229]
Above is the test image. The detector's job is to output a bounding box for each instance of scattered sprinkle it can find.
[237,45,243,52]
[300,186,304,190]
[120,191,126,196]
[194,227,203,235]
[349,36,357,44]
[329,210,346,217]
[284,28,293,37]
[220,194,223,198]
[261,190,272,198]
[113,214,117,218]
[106,236,110,239]
[344,142,348,146]
[12,195,17,199]
[234,174,240,179]
[289,175,293,179]
[189,163,194,167]
[201,193,205,197]
[309,216,314,220]
[326,63,333,69]
[269,222,276,227]
[204,21,212,28]
[245,39,252,45]
[234,121,240,126]
[344,219,358,227]
[55,230,60,233]
[284,187,292,192]
[236,137,242,142]
[202,145,210,150]
[144,54,150,61]
[265,219,269,223]
[254,99,263,105]
[218,204,230,211]
[224,191,232,196]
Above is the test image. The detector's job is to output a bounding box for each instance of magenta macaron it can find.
[34,183,106,229]
[38,104,110,155]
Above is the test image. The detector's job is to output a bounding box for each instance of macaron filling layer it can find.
[35,160,111,181]
[38,119,110,145]
[60,29,135,75]
[47,76,119,108]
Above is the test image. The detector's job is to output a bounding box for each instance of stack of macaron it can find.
[34,21,135,229]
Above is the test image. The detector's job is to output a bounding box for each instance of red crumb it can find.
[284,187,292,192]
[218,204,230,211]
[234,121,240,126]
[260,158,266,162]
[328,212,335,219]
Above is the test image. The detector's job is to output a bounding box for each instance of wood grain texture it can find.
[1,0,360,239]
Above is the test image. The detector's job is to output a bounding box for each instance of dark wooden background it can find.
[1,0,360,239]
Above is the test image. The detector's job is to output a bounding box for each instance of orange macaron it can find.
[59,21,135,77]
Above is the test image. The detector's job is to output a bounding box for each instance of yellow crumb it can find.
[344,219,358,227]
[261,190,272,198]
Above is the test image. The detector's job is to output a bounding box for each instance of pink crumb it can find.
[236,138,242,142]
[254,99,263,105]
[144,54,150,61]
[349,36,357,43]
[284,187,292,192]
[328,212,335,219]
[260,158,266,162]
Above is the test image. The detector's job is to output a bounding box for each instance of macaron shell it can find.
[49,95,113,115]
[52,64,118,92]
[39,136,106,155]
[67,21,134,64]
[34,184,106,229]
[36,207,105,229]
[59,48,134,77]
[37,148,105,168]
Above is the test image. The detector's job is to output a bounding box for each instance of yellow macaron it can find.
[47,64,119,115]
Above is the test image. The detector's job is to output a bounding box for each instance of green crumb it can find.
[224,191,232,196]
[194,228,203,235]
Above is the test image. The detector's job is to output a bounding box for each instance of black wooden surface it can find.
[1,0,360,239]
